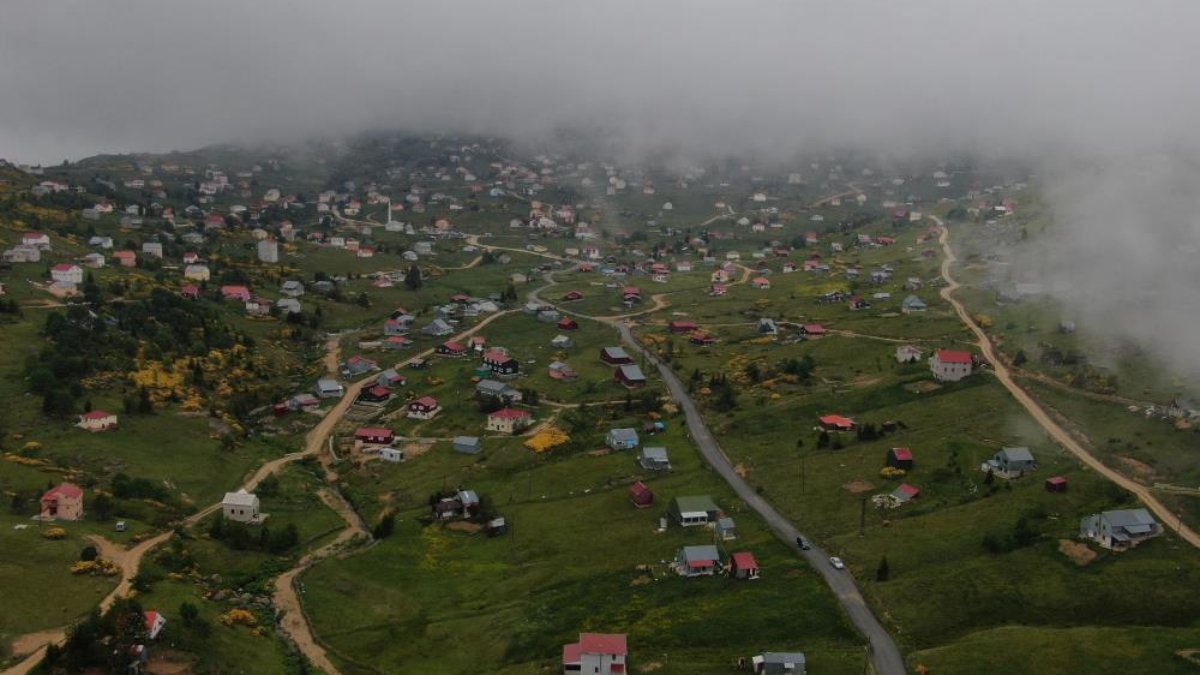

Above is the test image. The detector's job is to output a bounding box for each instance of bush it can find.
[80,545,98,561]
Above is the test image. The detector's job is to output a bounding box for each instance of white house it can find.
[1079,508,1161,551]
[380,447,405,463]
[930,349,972,382]
[562,633,627,675]
[221,489,262,524]
[183,264,211,281]
[51,264,83,285]
[77,410,118,432]
[144,611,166,640]
[895,345,922,364]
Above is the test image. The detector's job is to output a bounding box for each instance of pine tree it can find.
[876,556,890,582]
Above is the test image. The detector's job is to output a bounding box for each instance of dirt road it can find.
[934,216,1200,549]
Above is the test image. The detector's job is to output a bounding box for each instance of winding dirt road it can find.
[934,216,1200,549]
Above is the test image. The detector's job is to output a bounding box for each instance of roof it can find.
[51,263,78,272]
[412,396,438,408]
[936,349,972,364]
[1101,508,1157,528]
[618,364,647,381]
[672,495,719,514]
[483,349,514,362]
[819,414,855,427]
[890,447,913,460]
[80,410,114,420]
[608,427,638,440]
[43,483,83,499]
[144,611,161,631]
[441,341,465,351]
[641,447,669,461]
[803,323,826,333]
[355,427,393,437]
[489,407,531,420]
[680,544,720,565]
[999,446,1035,462]
[894,483,920,499]
[629,480,652,496]
[731,551,759,569]
[562,642,583,665]
[453,436,480,447]
[1045,475,1068,485]
[602,346,630,359]
[762,652,807,667]
[316,378,342,390]
[222,489,257,507]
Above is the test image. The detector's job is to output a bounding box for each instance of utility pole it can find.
[859,496,867,537]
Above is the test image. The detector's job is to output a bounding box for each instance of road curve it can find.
[934,216,1200,549]
[611,322,908,675]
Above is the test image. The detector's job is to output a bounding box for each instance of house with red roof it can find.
[220,285,251,302]
[180,285,201,300]
[144,611,166,640]
[667,320,698,334]
[357,386,392,405]
[40,483,83,521]
[730,551,761,580]
[562,633,627,675]
[486,408,533,434]
[892,483,920,504]
[688,331,715,346]
[751,277,771,289]
[78,410,118,432]
[1045,475,1069,493]
[112,250,138,268]
[482,350,521,378]
[628,481,654,509]
[818,414,855,432]
[51,263,83,285]
[23,232,52,249]
[383,335,411,351]
[407,396,441,420]
[354,427,395,445]
[436,341,468,358]
[801,323,826,337]
[561,290,584,302]
[930,349,973,382]
[709,283,727,297]
[887,448,914,470]
[557,316,579,331]
[675,544,721,577]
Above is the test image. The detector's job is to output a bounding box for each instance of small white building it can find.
[380,447,405,463]
[221,489,262,524]
[51,264,83,285]
[930,349,972,382]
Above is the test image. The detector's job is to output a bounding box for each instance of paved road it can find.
[611,322,907,675]
[934,217,1200,550]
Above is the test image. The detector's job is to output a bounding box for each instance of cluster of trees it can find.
[28,288,253,418]
[981,507,1047,553]
[38,598,148,673]
[208,512,300,554]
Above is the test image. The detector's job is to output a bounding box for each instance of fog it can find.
[3,0,1200,376]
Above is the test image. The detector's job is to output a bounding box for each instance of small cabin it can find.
[886,448,914,470]
[628,481,654,509]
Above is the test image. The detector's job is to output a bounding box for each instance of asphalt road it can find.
[613,322,908,675]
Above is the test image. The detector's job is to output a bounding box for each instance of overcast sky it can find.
[4,0,1200,378]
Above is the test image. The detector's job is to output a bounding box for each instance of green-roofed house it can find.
[668,495,721,527]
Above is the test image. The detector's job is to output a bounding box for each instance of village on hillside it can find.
[0,137,1197,675]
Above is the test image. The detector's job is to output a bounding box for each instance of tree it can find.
[817,431,831,449]
[355,292,371,308]
[404,264,423,291]
[80,545,99,561]
[137,386,154,414]
[876,556,890,582]
[179,601,200,625]
[373,509,396,540]
[1013,350,1027,367]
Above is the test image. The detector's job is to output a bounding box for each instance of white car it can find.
[829,556,846,570]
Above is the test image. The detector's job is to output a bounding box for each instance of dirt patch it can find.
[1116,455,1158,483]
[904,380,942,394]
[851,375,883,388]
[843,479,876,494]
[445,521,483,534]
[588,448,612,457]
[403,441,435,460]
[146,649,197,675]
[1058,539,1097,566]
[10,629,62,657]
[1176,649,1200,666]
[734,463,749,478]
[638,662,664,673]
[630,576,653,586]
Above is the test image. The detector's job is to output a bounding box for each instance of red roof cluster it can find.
[489,408,531,419]
[936,349,972,364]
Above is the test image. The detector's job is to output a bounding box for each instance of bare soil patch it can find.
[445,521,483,534]
[734,463,749,478]
[1116,455,1158,483]
[1058,539,1097,566]
[843,479,876,494]
[904,381,942,394]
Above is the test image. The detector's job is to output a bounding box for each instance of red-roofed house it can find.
[112,250,138,268]
[751,277,771,289]
[486,408,533,434]
[628,481,654,508]
[730,551,761,580]
[78,410,118,432]
[892,483,920,503]
[561,290,584,302]
[1045,475,1069,493]
[482,350,521,378]
[354,427,395,445]
[383,335,411,351]
[818,414,855,431]
[40,483,83,521]
[51,264,83,285]
[180,285,200,300]
[23,232,52,249]
[930,349,973,382]
[436,341,468,358]
[689,331,715,346]
[557,316,579,331]
[887,448,914,470]
[220,285,251,302]
[358,386,392,404]
[709,283,727,296]
[407,396,441,420]
[563,633,627,675]
[667,320,698,334]
[144,611,166,640]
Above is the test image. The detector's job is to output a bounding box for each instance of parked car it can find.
[796,536,811,550]
[829,556,845,570]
